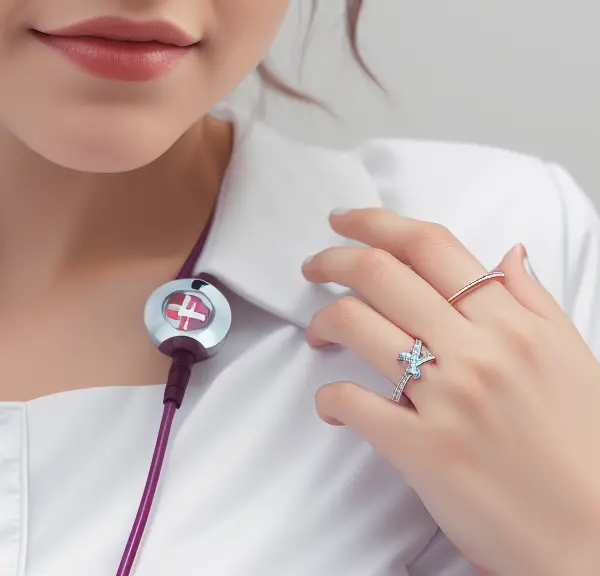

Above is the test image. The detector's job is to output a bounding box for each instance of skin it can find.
[304,209,600,575]
[0,0,290,401]
[1,1,599,574]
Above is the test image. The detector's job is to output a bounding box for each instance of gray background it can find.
[228,0,599,206]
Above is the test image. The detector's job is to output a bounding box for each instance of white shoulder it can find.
[351,138,565,222]
[349,138,600,351]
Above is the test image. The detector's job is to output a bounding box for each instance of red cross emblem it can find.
[165,292,212,331]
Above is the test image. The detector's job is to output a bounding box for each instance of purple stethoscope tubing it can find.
[116,401,179,576]
[116,222,222,576]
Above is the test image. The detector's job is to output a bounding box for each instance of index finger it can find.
[330,209,517,323]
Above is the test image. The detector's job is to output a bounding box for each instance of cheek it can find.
[205,0,290,85]
[0,0,290,173]
[214,0,290,43]
[0,0,26,56]
[0,0,21,25]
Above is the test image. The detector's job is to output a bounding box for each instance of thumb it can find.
[315,381,420,472]
[495,244,568,322]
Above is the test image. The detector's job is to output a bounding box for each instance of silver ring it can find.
[393,339,436,402]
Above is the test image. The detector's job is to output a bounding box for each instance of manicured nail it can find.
[330,207,349,217]
[324,417,345,427]
[520,244,538,280]
[303,254,315,267]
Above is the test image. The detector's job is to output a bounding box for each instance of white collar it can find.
[194,106,383,328]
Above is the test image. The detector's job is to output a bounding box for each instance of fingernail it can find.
[520,244,538,280]
[325,417,345,427]
[302,254,315,267]
[330,207,349,217]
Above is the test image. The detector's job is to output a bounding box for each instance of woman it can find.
[0,1,598,575]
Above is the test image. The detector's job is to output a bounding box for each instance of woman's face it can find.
[0,0,290,172]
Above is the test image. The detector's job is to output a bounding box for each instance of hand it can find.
[302,208,600,576]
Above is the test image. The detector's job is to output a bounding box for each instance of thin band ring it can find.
[447,271,506,306]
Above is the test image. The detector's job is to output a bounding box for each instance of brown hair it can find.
[257,0,380,105]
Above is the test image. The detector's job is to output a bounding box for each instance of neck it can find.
[0,114,233,298]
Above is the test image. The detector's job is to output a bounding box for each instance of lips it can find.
[44,17,198,47]
[32,17,199,81]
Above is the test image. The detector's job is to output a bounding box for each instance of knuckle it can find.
[415,221,453,246]
[450,338,507,394]
[310,295,362,338]
[328,295,364,326]
[494,315,540,358]
[408,221,457,259]
[446,371,488,412]
[424,416,470,461]
[465,348,505,383]
[357,247,397,277]
[356,208,391,235]
[309,296,366,344]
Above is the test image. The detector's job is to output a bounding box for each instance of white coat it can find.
[2,106,599,575]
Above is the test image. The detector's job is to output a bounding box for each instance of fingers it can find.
[307,295,439,403]
[328,208,518,322]
[315,380,421,471]
[303,245,467,352]
[495,244,570,324]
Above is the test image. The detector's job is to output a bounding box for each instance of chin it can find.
[13,108,194,174]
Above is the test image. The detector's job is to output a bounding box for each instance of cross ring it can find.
[392,339,436,402]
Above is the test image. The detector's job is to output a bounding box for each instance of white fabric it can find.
[1,107,600,576]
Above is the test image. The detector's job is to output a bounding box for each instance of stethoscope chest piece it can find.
[144,278,231,362]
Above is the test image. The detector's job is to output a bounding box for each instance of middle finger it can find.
[329,208,517,322]
[303,245,468,350]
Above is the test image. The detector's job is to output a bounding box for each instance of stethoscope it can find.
[115,229,232,576]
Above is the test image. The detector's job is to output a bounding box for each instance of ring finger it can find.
[307,295,441,407]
